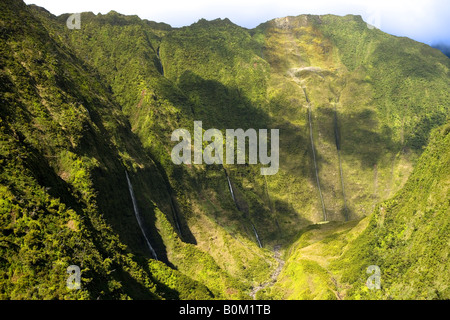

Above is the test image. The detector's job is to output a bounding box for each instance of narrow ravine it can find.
[145,151,183,238]
[251,222,263,248]
[125,170,158,260]
[226,173,236,206]
[287,67,327,221]
[223,167,279,299]
[330,275,343,300]
[264,175,281,231]
[224,168,263,248]
[303,87,327,221]
[333,102,348,221]
[156,47,164,76]
[373,163,378,205]
[168,195,182,236]
[250,245,285,299]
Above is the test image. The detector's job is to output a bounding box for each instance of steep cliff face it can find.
[1,0,448,299]
[335,122,449,299]
[258,122,449,300]
[0,0,237,299]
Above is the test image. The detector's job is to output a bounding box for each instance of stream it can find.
[249,245,285,299]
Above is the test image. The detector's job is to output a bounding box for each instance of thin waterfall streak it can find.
[227,175,236,205]
[224,166,239,209]
[338,149,348,221]
[334,104,348,221]
[156,47,164,76]
[170,197,182,235]
[125,171,158,260]
[307,102,326,221]
[224,168,262,248]
[251,222,263,248]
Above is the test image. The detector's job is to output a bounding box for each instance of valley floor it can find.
[254,218,370,299]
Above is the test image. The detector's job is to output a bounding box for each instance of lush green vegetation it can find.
[1,0,448,299]
[332,122,450,299]
[0,0,221,299]
[258,122,449,300]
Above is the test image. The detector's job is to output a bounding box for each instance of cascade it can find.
[156,47,164,76]
[226,175,237,206]
[169,196,182,235]
[251,222,263,248]
[303,87,327,221]
[334,104,348,221]
[125,171,158,260]
[224,168,262,248]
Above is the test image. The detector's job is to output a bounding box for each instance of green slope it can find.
[257,122,449,300]
[334,122,450,299]
[1,0,448,299]
[0,0,239,299]
[40,8,449,244]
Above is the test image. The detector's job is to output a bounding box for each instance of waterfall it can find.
[334,104,348,221]
[333,106,340,151]
[226,175,237,206]
[156,47,164,76]
[303,87,327,221]
[224,168,262,248]
[125,171,158,260]
[224,167,239,210]
[169,196,182,235]
[251,222,263,248]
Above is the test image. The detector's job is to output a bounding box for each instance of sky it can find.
[24,0,450,47]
